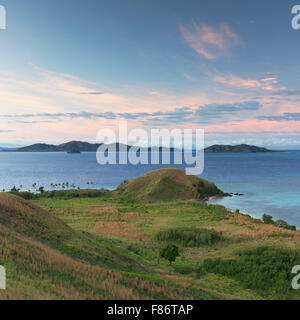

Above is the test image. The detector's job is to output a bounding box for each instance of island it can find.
[2,141,277,153]
[204,144,275,153]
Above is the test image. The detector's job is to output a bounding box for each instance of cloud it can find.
[213,74,262,88]
[273,89,300,96]
[257,113,300,122]
[180,23,240,59]
[212,73,300,97]
[80,91,104,95]
[1,101,261,125]
[2,111,117,120]
[195,101,260,118]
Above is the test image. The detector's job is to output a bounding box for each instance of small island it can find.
[204,144,275,153]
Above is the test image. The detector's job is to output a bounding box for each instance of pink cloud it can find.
[213,73,284,92]
[180,23,240,59]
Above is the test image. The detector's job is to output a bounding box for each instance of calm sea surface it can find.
[1,151,300,227]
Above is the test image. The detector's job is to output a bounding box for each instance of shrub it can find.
[275,219,296,231]
[202,246,300,299]
[9,189,107,200]
[156,228,223,247]
[160,244,179,265]
[196,181,223,199]
[262,215,297,231]
[262,214,275,224]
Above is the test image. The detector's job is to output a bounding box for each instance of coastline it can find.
[206,194,262,221]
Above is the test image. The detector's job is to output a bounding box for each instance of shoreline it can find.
[206,194,262,221]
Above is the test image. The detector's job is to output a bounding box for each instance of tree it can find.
[38,186,45,194]
[262,214,274,225]
[275,219,289,229]
[275,219,296,231]
[160,244,179,265]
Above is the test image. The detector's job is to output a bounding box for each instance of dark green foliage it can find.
[268,233,292,239]
[262,214,296,231]
[160,244,179,265]
[156,228,223,247]
[275,219,297,231]
[38,186,45,194]
[174,265,194,275]
[9,189,107,200]
[196,181,223,199]
[202,246,300,299]
[262,214,275,224]
[10,186,20,192]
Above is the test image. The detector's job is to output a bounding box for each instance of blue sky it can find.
[0,0,300,148]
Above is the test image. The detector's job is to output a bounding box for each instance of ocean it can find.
[1,151,300,227]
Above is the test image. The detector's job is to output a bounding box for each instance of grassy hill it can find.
[0,193,214,299]
[1,169,300,300]
[115,168,223,202]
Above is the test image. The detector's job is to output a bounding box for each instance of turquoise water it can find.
[1,151,300,227]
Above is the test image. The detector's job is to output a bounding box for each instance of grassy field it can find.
[1,169,300,300]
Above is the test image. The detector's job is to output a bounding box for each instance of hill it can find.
[14,141,178,152]
[115,168,224,202]
[0,192,212,299]
[0,193,141,269]
[16,141,102,152]
[1,170,300,300]
[204,144,274,153]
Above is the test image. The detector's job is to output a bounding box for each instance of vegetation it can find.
[262,213,296,231]
[115,168,223,202]
[160,244,179,265]
[1,168,300,300]
[9,189,107,200]
[202,246,300,299]
[156,228,223,247]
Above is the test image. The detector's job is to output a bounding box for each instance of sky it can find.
[0,0,300,148]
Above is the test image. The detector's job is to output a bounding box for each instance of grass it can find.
[2,168,300,300]
[29,191,300,300]
[202,246,300,299]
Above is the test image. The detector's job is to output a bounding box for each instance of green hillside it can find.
[115,168,223,202]
[0,192,214,299]
[1,169,300,300]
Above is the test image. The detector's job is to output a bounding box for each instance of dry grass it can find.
[88,206,118,216]
[222,214,300,240]
[94,221,145,239]
[0,208,202,300]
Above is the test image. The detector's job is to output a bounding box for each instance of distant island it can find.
[204,144,275,153]
[1,141,275,153]
[5,141,177,153]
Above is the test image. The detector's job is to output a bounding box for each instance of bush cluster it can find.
[201,246,300,299]
[156,228,223,247]
[262,214,296,231]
